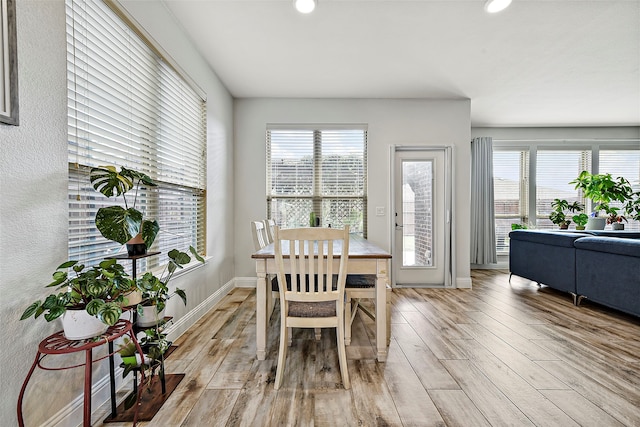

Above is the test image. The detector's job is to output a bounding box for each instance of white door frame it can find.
[389,145,455,288]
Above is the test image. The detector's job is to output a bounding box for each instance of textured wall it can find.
[0,1,235,425]
[0,1,70,425]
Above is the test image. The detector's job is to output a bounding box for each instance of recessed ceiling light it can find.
[294,0,316,14]
[484,0,512,13]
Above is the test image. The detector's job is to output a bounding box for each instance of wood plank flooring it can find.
[95,269,640,426]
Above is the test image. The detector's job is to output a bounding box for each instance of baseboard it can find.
[456,276,473,289]
[166,278,236,341]
[43,278,236,427]
[235,276,258,288]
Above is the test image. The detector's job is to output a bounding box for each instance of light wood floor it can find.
[95,269,640,426]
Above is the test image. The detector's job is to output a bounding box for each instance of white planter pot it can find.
[61,309,109,340]
[586,217,606,230]
[136,305,166,327]
[123,290,143,307]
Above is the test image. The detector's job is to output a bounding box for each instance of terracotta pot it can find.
[61,309,109,340]
[126,233,147,256]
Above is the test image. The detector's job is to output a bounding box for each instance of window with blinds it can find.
[266,127,367,235]
[494,142,640,255]
[536,150,590,229]
[66,0,206,271]
[600,149,640,231]
[493,150,528,253]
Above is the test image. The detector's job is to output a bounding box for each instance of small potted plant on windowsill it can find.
[606,207,627,230]
[20,259,135,340]
[570,171,633,230]
[572,213,589,230]
[549,199,582,230]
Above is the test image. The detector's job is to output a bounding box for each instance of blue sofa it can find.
[509,230,591,302]
[508,230,640,317]
[575,237,640,318]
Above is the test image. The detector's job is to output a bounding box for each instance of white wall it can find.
[0,1,234,425]
[234,98,472,288]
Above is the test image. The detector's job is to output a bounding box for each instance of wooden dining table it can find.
[251,234,392,362]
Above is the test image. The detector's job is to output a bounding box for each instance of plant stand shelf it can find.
[17,320,144,427]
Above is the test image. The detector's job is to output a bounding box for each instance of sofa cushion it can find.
[574,236,640,258]
[581,231,640,239]
[509,230,591,247]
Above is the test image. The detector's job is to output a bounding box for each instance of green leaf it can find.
[98,303,122,326]
[47,271,68,287]
[174,288,187,306]
[90,166,134,198]
[44,306,66,322]
[20,301,42,320]
[95,206,142,244]
[189,246,205,263]
[58,260,78,269]
[120,167,158,188]
[168,249,191,267]
[141,220,159,247]
[86,299,105,316]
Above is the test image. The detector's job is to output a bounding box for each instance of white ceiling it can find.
[162,0,640,127]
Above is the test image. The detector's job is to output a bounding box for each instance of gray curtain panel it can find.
[470,137,497,264]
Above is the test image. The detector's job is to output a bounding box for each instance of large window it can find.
[494,142,639,255]
[66,0,206,270]
[493,150,528,252]
[266,127,367,235]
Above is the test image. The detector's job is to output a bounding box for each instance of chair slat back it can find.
[264,219,276,244]
[251,220,269,251]
[274,226,350,303]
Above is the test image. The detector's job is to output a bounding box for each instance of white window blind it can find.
[66,0,206,270]
[266,127,367,235]
[536,150,590,229]
[493,150,528,253]
[600,149,640,230]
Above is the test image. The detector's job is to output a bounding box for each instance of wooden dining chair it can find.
[273,225,351,390]
[263,219,276,244]
[251,220,269,251]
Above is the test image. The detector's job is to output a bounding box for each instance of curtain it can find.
[470,137,497,264]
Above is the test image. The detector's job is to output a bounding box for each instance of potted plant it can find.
[90,165,160,255]
[624,191,640,223]
[549,199,582,229]
[605,207,627,230]
[572,213,589,230]
[569,171,633,230]
[20,259,135,340]
[135,247,202,327]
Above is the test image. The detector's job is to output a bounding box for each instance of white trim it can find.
[456,277,473,289]
[165,278,235,341]
[235,276,258,288]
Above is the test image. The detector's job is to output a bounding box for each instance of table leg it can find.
[83,348,93,427]
[256,260,268,360]
[376,259,388,362]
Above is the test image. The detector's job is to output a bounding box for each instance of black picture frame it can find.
[1,0,19,126]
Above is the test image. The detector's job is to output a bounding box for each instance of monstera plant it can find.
[90,165,160,254]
